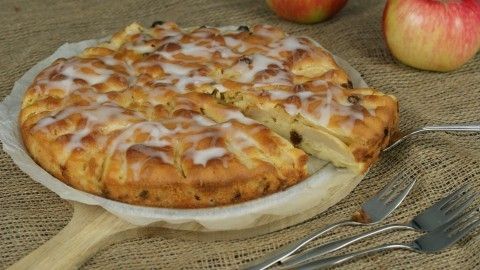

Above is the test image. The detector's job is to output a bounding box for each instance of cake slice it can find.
[213,81,398,173]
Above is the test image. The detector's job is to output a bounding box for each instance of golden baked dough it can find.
[20,22,398,208]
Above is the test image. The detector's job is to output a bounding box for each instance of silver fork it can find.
[295,206,480,270]
[280,184,474,268]
[241,174,416,270]
[383,124,480,152]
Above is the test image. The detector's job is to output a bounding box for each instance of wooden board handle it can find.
[8,202,135,270]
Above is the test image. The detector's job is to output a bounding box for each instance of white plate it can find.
[0,26,367,231]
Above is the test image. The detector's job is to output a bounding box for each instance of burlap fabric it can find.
[1,0,479,269]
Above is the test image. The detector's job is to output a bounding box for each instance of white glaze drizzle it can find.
[231,131,256,149]
[126,43,157,54]
[35,103,142,161]
[253,68,293,87]
[107,121,172,158]
[175,75,213,92]
[61,63,113,85]
[191,147,227,167]
[34,57,133,97]
[267,36,310,58]
[224,110,256,125]
[155,39,238,62]
[192,115,216,126]
[153,75,214,93]
[213,83,228,93]
[254,25,277,38]
[224,36,242,48]
[268,89,294,100]
[228,54,283,83]
[160,62,195,75]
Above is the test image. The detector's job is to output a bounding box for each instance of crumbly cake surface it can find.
[20,22,397,208]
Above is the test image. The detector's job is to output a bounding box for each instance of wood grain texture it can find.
[8,203,134,270]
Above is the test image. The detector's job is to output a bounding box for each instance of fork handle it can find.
[295,243,416,270]
[422,123,480,131]
[241,219,361,270]
[384,123,480,152]
[280,223,414,267]
[420,124,480,132]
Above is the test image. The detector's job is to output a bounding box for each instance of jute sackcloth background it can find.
[1,0,479,269]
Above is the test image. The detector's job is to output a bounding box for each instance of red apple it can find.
[383,0,480,72]
[266,0,348,24]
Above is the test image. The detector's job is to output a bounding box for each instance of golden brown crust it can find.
[20,22,397,208]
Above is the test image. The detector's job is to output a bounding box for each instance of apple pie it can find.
[19,22,398,208]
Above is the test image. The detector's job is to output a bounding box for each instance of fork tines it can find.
[380,173,416,208]
[414,201,479,252]
[377,172,411,201]
[439,184,471,210]
[445,206,480,239]
[444,192,476,215]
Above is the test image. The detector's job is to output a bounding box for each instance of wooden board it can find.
[9,169,362,270]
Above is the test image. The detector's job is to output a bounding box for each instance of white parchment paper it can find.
[0,33,367,231]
